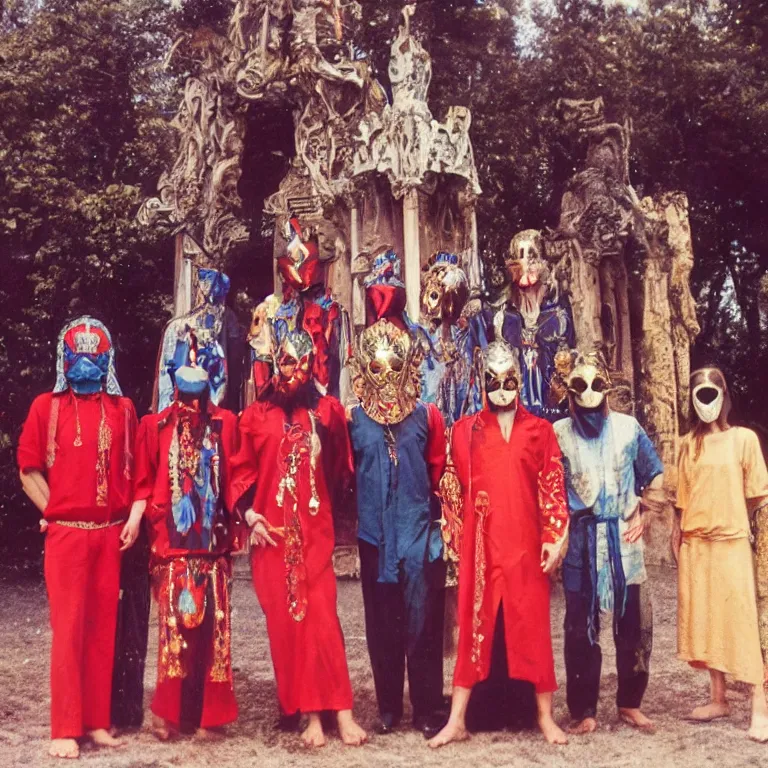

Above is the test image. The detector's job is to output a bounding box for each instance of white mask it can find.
[483,341,520,411]
[692,383,724,424]
[568,363,608,410]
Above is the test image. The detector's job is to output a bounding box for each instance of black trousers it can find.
[465,603,537,732]
[110,522,151,729]
[358,538,446,722]
[564,582,652,721]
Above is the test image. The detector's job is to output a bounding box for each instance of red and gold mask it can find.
[277,217,323,292]
[274,330,314,397]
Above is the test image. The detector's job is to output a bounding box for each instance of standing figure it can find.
[17,317,137,759]
[420,251,473,426]
[124,361,241,740]
[429,341,569,748]
[554,352,664,734]
[348,264,448,740]
[674,366,768,742]
[467,230,574,421]
[231,328,367,748]
[251,217,350,402]
[155,268,243,413]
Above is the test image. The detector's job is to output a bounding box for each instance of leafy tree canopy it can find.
[2,0,766,568]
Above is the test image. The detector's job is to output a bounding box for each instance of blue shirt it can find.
[349,402,444,583]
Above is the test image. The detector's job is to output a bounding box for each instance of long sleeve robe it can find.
[450,406,568,692]
[230,395,355,714]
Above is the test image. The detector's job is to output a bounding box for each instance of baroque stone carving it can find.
[547,97,700,566]
[138,28,248,261]
[352,6,481,201]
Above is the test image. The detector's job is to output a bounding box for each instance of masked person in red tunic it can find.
[429,341,570,748]
[231,328,367,748]
[122,351,241,740]
[17,316,137,759]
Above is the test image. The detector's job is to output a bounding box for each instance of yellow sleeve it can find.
[676,438,691,511]
[742,428,768,501]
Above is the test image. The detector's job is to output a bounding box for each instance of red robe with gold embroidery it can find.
[450,405,568,692]
[134,402,240,730]
[230,394,354,714]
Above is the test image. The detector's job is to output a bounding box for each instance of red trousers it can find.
[44,523,122,739]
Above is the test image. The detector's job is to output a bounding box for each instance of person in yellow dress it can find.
[674,366,768,742]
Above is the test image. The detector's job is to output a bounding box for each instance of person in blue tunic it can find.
[466,230,574,422]
[553,351,665,735]
[348,258,448,740]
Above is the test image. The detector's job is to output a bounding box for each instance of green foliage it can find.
[2,0,767,568]
[0,0,183,567]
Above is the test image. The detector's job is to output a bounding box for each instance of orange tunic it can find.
[451,406,568,692]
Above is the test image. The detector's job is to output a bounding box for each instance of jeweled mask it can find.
[274,329,314,397]
[420,252,469,328]
[54,316,122,396]
[483,341,521,410]
[350,319,422,425]
[567,353,611,410]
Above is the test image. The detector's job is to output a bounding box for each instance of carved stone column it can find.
[403,188,422,320]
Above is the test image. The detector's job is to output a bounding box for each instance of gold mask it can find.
[350,320,423,425]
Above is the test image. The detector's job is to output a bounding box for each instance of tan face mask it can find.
[567,362,609,410]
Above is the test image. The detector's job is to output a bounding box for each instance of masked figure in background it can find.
[124,354,241,740]
[429,341,569,748]
[467,230,574,421]
[155,268,243,413]
[230,328,367,748]
[348,261,448,740]
[554,352,664,735]
[420,251,473,426]
[250,217,351,402]
[18,317,137,759]
[674,367,768,742]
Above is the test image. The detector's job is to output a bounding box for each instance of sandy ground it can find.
[1,564,766,768]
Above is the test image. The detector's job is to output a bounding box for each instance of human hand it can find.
[39,519,48,534]
[119,516,141,552]
[540,541,561,575]
[671,523,682,564]
[624,508,645,544]
[246,509,277,548]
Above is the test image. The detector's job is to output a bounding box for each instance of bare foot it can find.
[687,702,730,722]
[337,710,367,746]
[538,713,568,745]
[427,720,470,749]
[748,710,768,743]
[568,717,598,735]
[194,727,226,742]
[151,715,177,742]
[49,738,79,759]
[87,729,123,748]
[619,708,656,733]
[301,714,326,748]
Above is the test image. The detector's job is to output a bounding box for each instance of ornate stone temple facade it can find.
[140,10,698,564]
[140,2,481,326]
